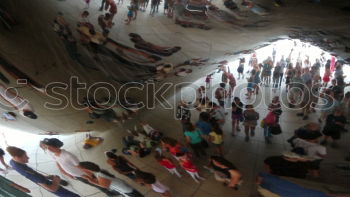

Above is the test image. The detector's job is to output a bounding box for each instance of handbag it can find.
[270,124,282,135]
[260,119,265,128]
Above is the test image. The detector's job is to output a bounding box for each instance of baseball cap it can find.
[41,138,64,148]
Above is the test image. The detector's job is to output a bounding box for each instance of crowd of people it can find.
[1,42,350,196]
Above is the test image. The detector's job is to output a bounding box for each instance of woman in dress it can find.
[323,63,331,87]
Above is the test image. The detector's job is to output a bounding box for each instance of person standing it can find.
[231,98,243,136]
[262,111,278,144]
[78,161,143,197]
[243,105,259,142]
[154,151,182,178]
[237,58,245,80]
[227,73,236,97]
[99,0,107,11]
[196,112,212,141]
[105,149,139,181]
[164,0,169,14]
[41,138,114,196]
[177,153,205,183]
[278,56,286,87]
[176,101,191,133]
[209,123,224,156]
[6,146,80,197]
[184,122,207,157]
[125,6,134,25]
[108,0,117,19]
[323,63,331,87]
[215,83,227,108]
[272,62,281,89]
[209,102,226,128]
[84,0,91,8]
[205,74,212,89]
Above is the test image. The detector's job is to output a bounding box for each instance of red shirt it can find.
[181,160,197,172]
[159,159,175,169]
[169,145,181,156]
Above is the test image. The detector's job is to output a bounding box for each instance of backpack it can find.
[264,112,276,126]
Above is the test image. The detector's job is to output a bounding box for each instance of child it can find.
[209,123,224,156]
[323,63,331,87]
[227,73,236,97]
[243,105,259,142]
[178,153,205,183]
[268,96,282,122]
[84,0,90,8]
[205,74,212,89]
[237,58,245,79]
[197,86,206,101]
[246,73,254,99]
[154,150,182,177]
[125,6,133,25]
[272,62,281,89]
[231,97,243,136]
[262,111,277,144]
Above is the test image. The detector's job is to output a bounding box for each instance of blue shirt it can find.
[196,121,212,135]
[259,173,330,197]
[10,160,50,185]
[10,160,80,197]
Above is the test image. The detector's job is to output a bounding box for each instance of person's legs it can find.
[264,126,271,144]
[244,125,250,141]
[279,73,283,87]
[198,143,207,156]
[218,144,224,156]
[100,0,106,10]
[190,143,201,157]
[193,172,205,180]
[302,104,310,120]
[235,119,240,131]
[263,126,268,138]
[255,85,259,95]
[168,168,182,177]
[187,171,200,183]
[232,120,236,136]
[250,126,255,136]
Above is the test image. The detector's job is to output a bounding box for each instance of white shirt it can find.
[97,172,133,194]
[211,108,225,122]
[293,138,326,160]
[151,181,169,193]
[53,149,85,177]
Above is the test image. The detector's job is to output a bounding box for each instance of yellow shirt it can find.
[209,132,223,144]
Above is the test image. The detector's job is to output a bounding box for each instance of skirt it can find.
[237,66,244,73]
[323,75,330,83]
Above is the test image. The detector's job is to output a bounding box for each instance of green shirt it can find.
[184,130,202,144]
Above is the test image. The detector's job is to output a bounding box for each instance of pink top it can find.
[330,56,336,72]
